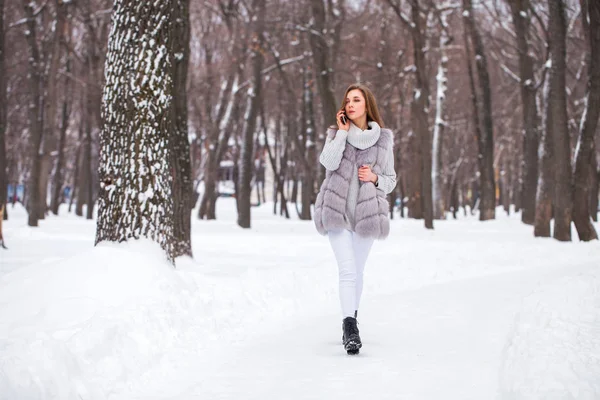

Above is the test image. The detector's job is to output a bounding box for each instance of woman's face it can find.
[344,89,367,122]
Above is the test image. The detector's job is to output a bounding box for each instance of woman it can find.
[313,84,397,355]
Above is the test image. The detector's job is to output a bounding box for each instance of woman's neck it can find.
[353,116,368,130]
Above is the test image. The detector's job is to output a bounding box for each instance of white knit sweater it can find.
[319,121,397,230]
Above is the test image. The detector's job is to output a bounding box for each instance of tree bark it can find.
[432,26,448,220]
[237,0,265,229]
[548,0,572,242]
[96,0,177,262]
[572,0,599,241]
[22,1,44,227]
[411,0,433,229]
[591,166,599,222]
[463,0,496,221]
[534,70,554,237]
[300,66,316,220]
[170,0,193,257]
[50,55,72,215]
[198,65,241,220]
[84,102,94,220]
[309,0,338,130]
[0,0,6,220]
[508,0,539,225]
[37,0,67,220]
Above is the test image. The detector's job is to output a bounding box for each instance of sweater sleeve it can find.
[319,129,348,171]
[376,142,397,195]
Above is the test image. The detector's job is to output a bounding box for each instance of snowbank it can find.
[0,238,334,399]
[499,266,600,400]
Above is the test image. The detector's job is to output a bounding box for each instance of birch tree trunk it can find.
[572,0,599,241]
[96,0,177,262]
[433,25,449,220]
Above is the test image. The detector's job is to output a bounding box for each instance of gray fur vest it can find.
[314,127,392,240]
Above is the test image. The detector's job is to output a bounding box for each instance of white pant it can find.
[328,229,375,318]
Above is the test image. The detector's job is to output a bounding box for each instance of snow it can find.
[499,271,600,399]
[1,201,600,399]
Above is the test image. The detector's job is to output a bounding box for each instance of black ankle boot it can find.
[341,310,359,343]
[342,316,362,354]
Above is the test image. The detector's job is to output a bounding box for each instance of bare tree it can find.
[237,0,266,229]
[508,0,539,225]
[534,68,554,237]
[170,0,193,257]
[386,0,433,229]
[462,0,496,221]
[548,0,572,241]
[0,0,6,241]
[572,0,599,241]
[21,1,44,227]
[50,54,72,215]
[432,10,451,220]
[38,0,67,220]
[309,0,340,130]
[96,0,178,261]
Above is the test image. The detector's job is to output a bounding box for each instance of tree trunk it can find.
[463,0,496,221]
[309,0,338,130]
[0,0,6,220]
[237,0,265,229]
[69,126,82,213]
[38,0,68,220]
[410,0,433,229]
[534,71,554,237]
[432,28,448,220]
[22,1,44,227]
[76,111,89,217]
[170,0,193,257]
[300,67,316,220]
[51,56,72,215]
[590,161,599,222]
[572,0,599,241]
[84,123,94,220]
[548,0,572,242]
[96,0,177,262]
[508,0,539,225]
[590,166,600,222]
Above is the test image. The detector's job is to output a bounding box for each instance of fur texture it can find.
[314,128,393,240]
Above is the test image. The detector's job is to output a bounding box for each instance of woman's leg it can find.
[328,229,357,318]
[352,232,375,312]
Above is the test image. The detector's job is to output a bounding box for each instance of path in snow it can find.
[122,262,595,400]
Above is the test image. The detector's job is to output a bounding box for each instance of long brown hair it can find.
[339,83,385,128]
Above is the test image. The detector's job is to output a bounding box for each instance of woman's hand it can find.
[358,165,378,184]
[336,110,350,131]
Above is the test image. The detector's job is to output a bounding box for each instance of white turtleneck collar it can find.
[346,121,381,150]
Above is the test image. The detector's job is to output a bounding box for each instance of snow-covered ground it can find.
[1,200,599,399]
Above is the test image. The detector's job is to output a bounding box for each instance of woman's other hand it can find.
[358,165,378,184]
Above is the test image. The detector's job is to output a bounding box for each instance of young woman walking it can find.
[314,83,397,355]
